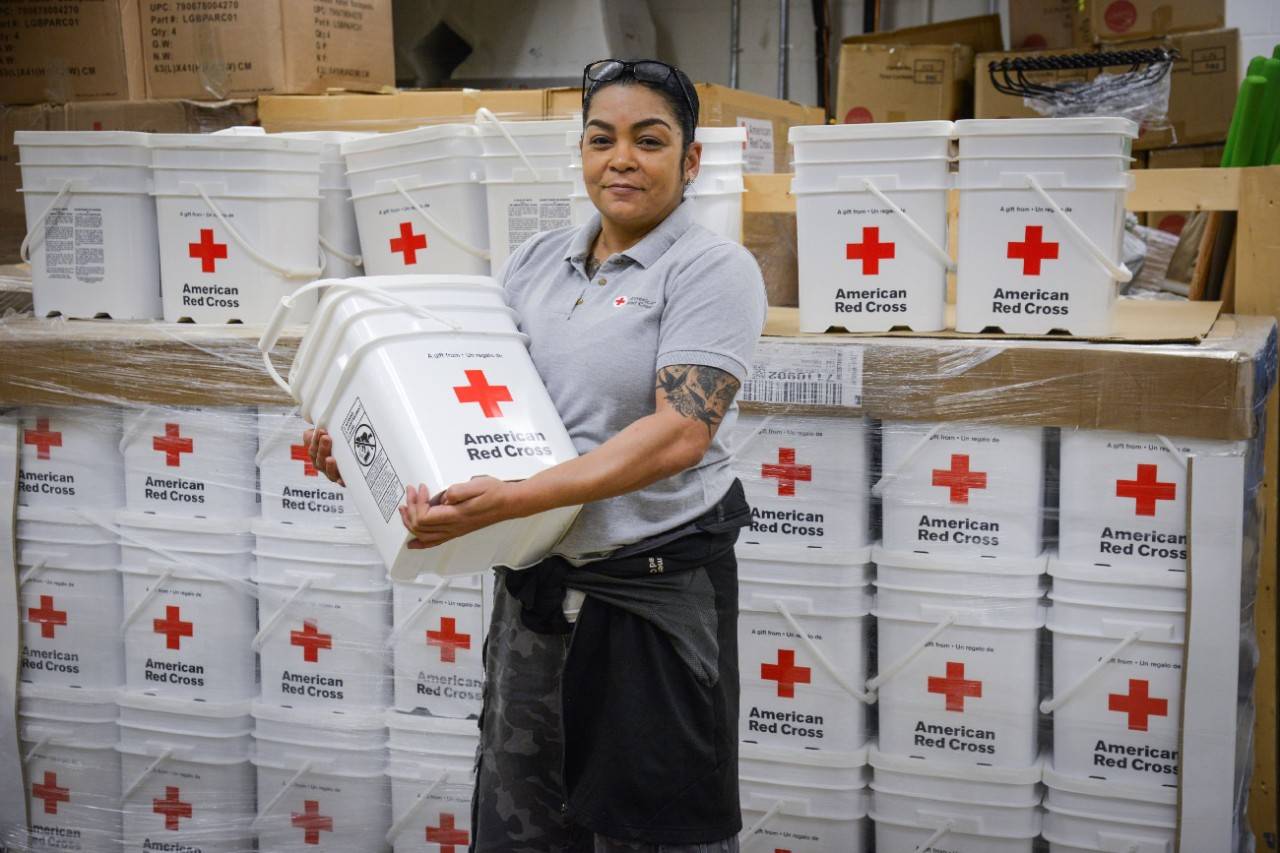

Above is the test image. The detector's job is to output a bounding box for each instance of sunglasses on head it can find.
[582,59,697,123]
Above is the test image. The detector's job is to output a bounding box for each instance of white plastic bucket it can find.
[254,517,385,589]
[1041,763,1176,853]
[117,511,256,702]
[16,130,162,320]
[1058,429,1245,573]
[1043,560,1185,789]
[869,747,1041,853]
[118,692,256,851]
[954,118,1139,336]
[878,420,1046,559]
[790,121,953,165]
[739,744,869,853]
[483,173,573,273]
[19,406,124,509]
[872,549,1045,769]
[257,407,354,525]
[392,573,486,717]
[252,703,390,852]
[740,549,872,759]
[19,684,122,851]
[696,126,749,162]
[386,711,478,853]
[17,503,120,569]
[151,133,324,324]
[121,406,258,519]
[477,115,580,166]
[259,275,581,580]
[278,131,374,279]
[733,413,871,556]
[687,177,745,243]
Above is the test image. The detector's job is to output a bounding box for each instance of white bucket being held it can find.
[392,572,486,717]
[738,744,869,853]
[1041,763,1176,853]
[257,407,353,526]
[151,133,324,324]
[878,420,1046,559]
[16,130,162,320]
[386,711,478,853]
[278,131,374,279]
[19,684,122,852]
[19,406,124,509]
[260,275,581,580]
[954,118,1138,336]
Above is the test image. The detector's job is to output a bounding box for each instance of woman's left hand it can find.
[399,477,518,549]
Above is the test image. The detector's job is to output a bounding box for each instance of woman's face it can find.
[581,83,701,231]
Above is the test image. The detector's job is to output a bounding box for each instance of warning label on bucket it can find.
[506,198,570,255]
[44,207,105,283]
[341,397,404,523]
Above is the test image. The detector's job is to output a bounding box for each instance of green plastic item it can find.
[1222,76,1252,166]
[1252,58,1280,168]
[1248,56,1268,77]
[1224,76,1267,167]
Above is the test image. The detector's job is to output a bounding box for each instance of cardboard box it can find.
[0,0,145,104]
[1009,0,1079,50]
[1144,143,1226,233]
[1078,0,1224,43]
[142,0,393,100]
[841,14,1003,54]
[837,44,974,124]
[974,28,1238,149]
[258,89,546,133]
[546,83,825,174]
[0,104,52,263]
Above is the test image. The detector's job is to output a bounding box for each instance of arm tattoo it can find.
[655,364,741,435]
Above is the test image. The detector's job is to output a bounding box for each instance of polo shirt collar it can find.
[564,200,695,271]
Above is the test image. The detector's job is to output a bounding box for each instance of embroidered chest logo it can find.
[612,295,657,310]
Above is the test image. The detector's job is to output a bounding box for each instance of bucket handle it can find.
[22,734,53,764]
[117,406,163,455]
[864,613,959,701]
[854,177,955,272]
[738,798,786,845]
[774,600,874,704]
[19,179,75,264]
[1096,831,1160,853]
[319,233,363,269]
[17,556,51,587]
[474,107,541,178]
[120,568,176,630]
[390,177,492,260]
[915,818,959,851]
[1023,174,1133,284]
[384,770,449,843]
[384,577,452,649]
[121,746,176,801]
[251,579,315,651]
[254,405,305,467]
[1040,626,1163,715]
[252,760,314,830]
[870,424,945,498]
[189,183,325,280]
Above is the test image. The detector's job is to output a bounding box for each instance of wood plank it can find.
[1127,168,1241,213]
[1250,392,1280,851]
[1234,166,1280,321]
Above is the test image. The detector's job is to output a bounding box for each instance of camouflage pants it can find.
[470,570,739,853]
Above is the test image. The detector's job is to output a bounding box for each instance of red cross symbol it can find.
[760,649,811,699]
[153,423,194,467]
[1007,225,1059,276]
[23,418,62,460]
[1115,464,1177,517]
[426,617,472,663]
[32,771,70,815]
[426,812,470,853]
[614,296,628,307]
[390,221,428,265]
[291,620,332,663]
[153,605,193,650]
[28,595,67,639]
[291,443,318,477]
[845,226,895,275]
[1108,678,1169,732]
[292,799,333,845]
[761,447,812,497]
[188,228,228,273]
[932,453,987,504]
[928,661,983,712]
[153,786,192,831]
[453,370,513,419]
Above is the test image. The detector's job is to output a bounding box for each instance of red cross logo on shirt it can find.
[1109,678,1169,732]
[427,617,472,663]
[614,296,628,307]
[845,226,895,275]
[153,786,192,831]
[188,228,228,273]
[153,424,194,467]
[292,800,333,845]
[932,454,987,504]
[928,661,983,712]
[1116,464,1176,516]
[761,448,812,497]
[760,649,811,699]
[1007,225,1059,276]
[453,370,513,418]
[28,595,67,639]
[291,620,332,663]
[23,418,62,460]
[32,772,70,815]
[153,605,193,650]
[390,222,428,265]
[426,813,469,853]
[291,443,318,477]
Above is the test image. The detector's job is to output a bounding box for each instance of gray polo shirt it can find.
[501,200,767,560]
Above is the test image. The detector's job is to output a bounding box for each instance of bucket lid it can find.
[17,504,113,527]
[1042,764,1177,805]
[741,742,868,770]
[114,509,252,537]
[149,133,324,154]
[251,517,374,546]
[740,544,873,569]
[117,691,254,720]
[385,710,479,737]
[955,117,1138,138]
[478,118,579,135]
[15,130,151,147]
[20,683,120,709]
[252,701,386,733]
[789,121,954,143]
[695,126,749,143]
[341,123,478,156]
[869,746,1043,786]
[873,545,1048,577]
[277,130,376,146]
[1048,556,1187,589]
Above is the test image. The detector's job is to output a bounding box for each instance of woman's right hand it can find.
[304,427,345,486]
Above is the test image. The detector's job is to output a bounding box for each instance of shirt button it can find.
[597,277,607,286]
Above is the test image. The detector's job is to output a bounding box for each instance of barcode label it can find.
[741,342,863,408]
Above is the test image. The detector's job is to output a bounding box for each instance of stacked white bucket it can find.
[278,130,375,279]
[730,411,874,852]
[869,420,1047,852]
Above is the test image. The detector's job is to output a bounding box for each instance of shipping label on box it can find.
[0,0,144,104]
[837,44,973,124]
[736,117,774,174]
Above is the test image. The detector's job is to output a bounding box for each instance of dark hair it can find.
[582,61,700,154]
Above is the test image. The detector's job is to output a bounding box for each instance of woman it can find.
[308,59,767,852]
